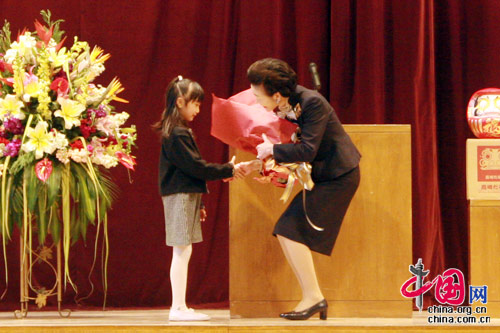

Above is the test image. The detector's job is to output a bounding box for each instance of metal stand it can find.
[14,229,71,318]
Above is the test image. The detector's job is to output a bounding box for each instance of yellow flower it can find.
[105,78,128,103]
[48,46,68,68]
[23,121,56,159]
[90,46,110,64]
[23,76,41,100]
[54,97,86,129]
[0,94,25,121]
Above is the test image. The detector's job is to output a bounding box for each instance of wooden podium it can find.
[467,139,500,316]
[229,125,413,318]
[469,200,500,317]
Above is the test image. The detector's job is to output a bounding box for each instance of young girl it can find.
[153,76,246,321]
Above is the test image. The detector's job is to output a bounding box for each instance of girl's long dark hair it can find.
[152,76,204,138]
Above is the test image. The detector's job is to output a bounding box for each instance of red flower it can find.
[0,60,13,73]
[79,119,96,138]
[80,125,96,138]
[0,78,14,87]
[70,140,84,150]
[106,136,118,146]
[116,151,136,171]
[0,137,10,145]
[35,158,53,182]
[34,20,54,46]
[50,77,69,96]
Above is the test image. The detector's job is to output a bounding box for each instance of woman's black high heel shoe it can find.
[280,299,328,320]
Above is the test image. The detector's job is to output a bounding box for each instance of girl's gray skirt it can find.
[162,192,203,246]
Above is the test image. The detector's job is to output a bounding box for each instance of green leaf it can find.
[24,165,39,212]
[71,163,95,222]
[40,9,65,43]
[0,20,11,54]
[79,210,88,242]
[37,188,47,244]
[9,152,35,175]
[95,167,119,206]
[8,175,23,229]
[49,204,60,243]
[46,163,62,208]
[70,201,79,245]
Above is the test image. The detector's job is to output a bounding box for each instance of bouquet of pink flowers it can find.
[211,89,313,202]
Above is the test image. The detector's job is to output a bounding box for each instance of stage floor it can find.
[0,309,499,332]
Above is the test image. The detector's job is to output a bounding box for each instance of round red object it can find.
[467,88,500,138]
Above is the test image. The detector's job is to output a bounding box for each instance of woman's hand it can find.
[224,160,261,181]
[256,134,274,160]
[239,160,262,173]
[200,208,207,222]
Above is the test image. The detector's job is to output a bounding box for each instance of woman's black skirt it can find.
[273,166,360,255]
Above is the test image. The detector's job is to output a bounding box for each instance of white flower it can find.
[0,94,25,121]
[86,85,107,106]
[51,130,69,149]
[54,97,86,129]
[91,153,118,168]
[87,63,105,81]
[22,121,57,159]
[87,138,117,168]
[56,149,70,164]
[4,49,18,64]
[68,148,89,163]
[4,32,37,63]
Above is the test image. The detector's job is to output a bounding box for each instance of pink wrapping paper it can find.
[211,89,297,155]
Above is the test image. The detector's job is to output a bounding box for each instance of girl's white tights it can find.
[170,244,192,310]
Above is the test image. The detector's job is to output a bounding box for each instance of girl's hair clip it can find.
[177,75,183,82]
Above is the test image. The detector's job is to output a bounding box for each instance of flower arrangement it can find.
[0,10,136,301]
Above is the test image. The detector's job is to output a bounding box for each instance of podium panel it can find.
[466,139,500,200]
[469,200,500,317]
[229,125,412,318]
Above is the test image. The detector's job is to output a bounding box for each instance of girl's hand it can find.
[224,156,237,182]
[200,208,207,222]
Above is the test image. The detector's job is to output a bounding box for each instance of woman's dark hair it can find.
[152,76,204,138]
[247,58,297,97]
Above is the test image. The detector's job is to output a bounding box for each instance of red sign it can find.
[477,146,500,182]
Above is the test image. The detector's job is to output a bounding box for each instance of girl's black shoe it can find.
[279,299,328,320]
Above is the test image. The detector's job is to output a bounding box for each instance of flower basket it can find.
[0,10,137,314]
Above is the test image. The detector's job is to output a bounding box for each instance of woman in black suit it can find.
[249,58,361,320]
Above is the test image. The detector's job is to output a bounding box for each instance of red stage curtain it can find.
[0,0,497,308]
